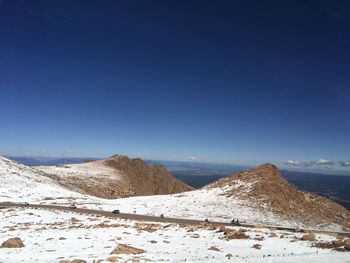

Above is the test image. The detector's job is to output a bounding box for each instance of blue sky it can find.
[0,1,349,172]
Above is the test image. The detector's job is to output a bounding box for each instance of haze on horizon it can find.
[0,1,349,173]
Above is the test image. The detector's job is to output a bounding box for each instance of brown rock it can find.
[106,256,120,262]
[345,239,350,250]
[252,244,262,249]
[301,233,316,241]
[269,232,278,237]
[111,244,146,255]
[224,229,249,240]
[0,237,24,248]
[208,246,220,251]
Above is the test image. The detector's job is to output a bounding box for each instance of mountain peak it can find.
[206,163,350,231]
[35,154,193,199]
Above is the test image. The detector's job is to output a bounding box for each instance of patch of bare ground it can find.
[134,223,161,233]
[313,238,350,252]
[223,228,249,240]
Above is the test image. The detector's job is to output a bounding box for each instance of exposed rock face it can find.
[111,244,146,254]
[252,244,262,249]
[301,233,316,241]
[224,229,249,240]
[35,154,193,198]
[345,239,350,250]
[206,163,350,231]
[103,155,193,196]
[0,237,24,248]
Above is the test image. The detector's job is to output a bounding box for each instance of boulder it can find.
[224,229,249,239]
[208,246,220,251]
[269,232,278,237]
[0,237,24,248]
[252,244,262,249]
[111,244,146,254]
[301,233,316,241]
[345,239,350,250]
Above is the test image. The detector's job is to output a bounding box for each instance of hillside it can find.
[206,163,350,231]
[35,154,193,198]
[0,156,84,203]
[0,156,349,262]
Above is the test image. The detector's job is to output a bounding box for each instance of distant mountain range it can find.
[8,156,100,166]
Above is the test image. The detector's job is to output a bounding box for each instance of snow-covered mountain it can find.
[34,154,193,198]
[1,156,349,231]
[0,156,85,203]
[0,156,349,262]
[206,163,350,231]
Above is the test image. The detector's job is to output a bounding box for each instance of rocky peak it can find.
[102,155,193,196]
[206,163,350,231]
[36,154,193,199]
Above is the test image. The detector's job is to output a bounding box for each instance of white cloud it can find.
[339,160,350,167]
[284,160,300,166]
[188,156,199,161]
[283,160,312,167]
[311,159,334,165]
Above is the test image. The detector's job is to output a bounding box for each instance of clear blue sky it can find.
[0,1,349,171]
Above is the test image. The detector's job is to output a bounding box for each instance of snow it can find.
[0,207,348,263]
[35,161,122,182]
[0,156,349,262]
[0,156,345,231]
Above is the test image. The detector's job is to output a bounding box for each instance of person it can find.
[160,213,164,218]
[205,218,209,223]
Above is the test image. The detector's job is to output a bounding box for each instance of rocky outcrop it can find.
[206,163,350,231]
[345,239,350,250]
[110,244,145,254]
[301,233,316,241]
[0,237,24,248]
[103,155,193,196]
[35,154,193,199]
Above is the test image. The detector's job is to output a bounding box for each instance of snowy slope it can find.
[0,207,349,263]
[0,156,345,231]
[0,156,349,262]
[35,161,122,181]
[0,156,85,202]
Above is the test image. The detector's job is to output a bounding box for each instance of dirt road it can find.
[1,202,349,237]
